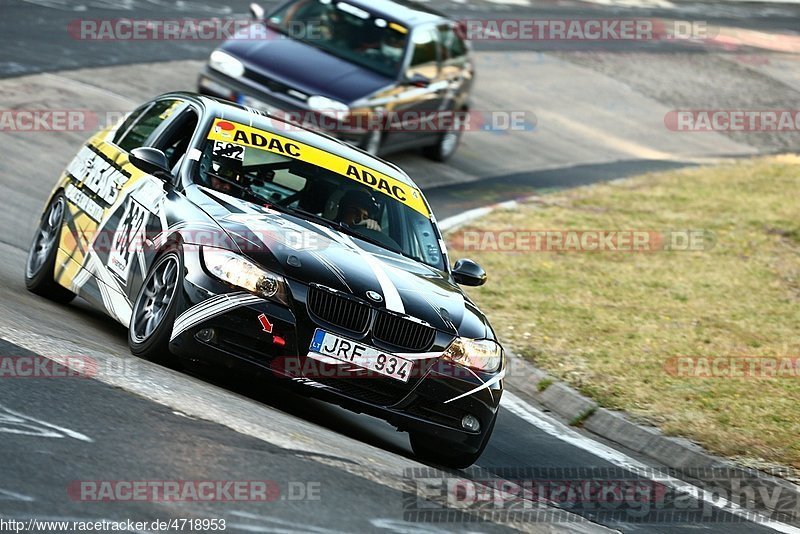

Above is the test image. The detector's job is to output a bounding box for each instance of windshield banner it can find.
[207,118,430,217]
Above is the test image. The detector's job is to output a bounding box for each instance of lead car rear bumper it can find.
[168,274,503,454]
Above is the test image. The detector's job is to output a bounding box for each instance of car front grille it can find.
[373,311,436,352]
[307,286,370,333]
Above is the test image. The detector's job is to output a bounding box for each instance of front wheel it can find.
[423,110,464,162]
[25,193,76,304]
[362,128,382,156]
[409,411,497,469]
[128,250,183,363]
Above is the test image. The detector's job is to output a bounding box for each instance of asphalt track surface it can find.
[1,0,799,532]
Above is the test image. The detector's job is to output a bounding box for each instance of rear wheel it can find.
[409,411,497,469]
[423,109,464,162]
[128,250,183,363]
[25,193,76,304]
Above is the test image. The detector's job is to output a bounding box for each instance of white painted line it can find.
[0,489,35,502]
[0,404,92,442]
[502,391,800,533]
[439,200,520,233]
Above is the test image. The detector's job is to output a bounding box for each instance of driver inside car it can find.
[335,189,382,232]
[380,30,406,63]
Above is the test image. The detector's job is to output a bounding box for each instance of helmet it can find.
[337,189,379,221]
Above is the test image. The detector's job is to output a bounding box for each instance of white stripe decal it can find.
[172,292,249,332]
[444,368,505,404]
[200,187,259,213]
[309,250,352,292]
[171,293,264,341]
[171,294,231,333]
[346,235,405,314]
[171,296,263,341]
[310,222,405,314]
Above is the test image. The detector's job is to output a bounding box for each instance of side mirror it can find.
[250,3,265,20]
[452,259,487,287]
[405,72,431,88]
[129,147,173,181]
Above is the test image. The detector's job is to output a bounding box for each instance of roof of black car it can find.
[345,0,448,26]
[180,93,420,189]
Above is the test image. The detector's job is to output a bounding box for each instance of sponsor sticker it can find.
[213,140,245,161]
[257,314,273,334]
[107,198,149,281]
[206,118,430,217]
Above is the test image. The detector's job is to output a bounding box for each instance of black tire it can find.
[409,411,497,469]
[362,128,382,156]
[423,109,464,162]
[128,249,183,363]
[25,193,76,304]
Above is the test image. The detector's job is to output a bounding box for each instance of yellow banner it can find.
[207,118,430,217]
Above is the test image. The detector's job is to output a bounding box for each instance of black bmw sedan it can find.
[25,92,503,468]
[198,0,474,162]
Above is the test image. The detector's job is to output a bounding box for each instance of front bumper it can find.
[169,253,503,452]
[198,67,368,148]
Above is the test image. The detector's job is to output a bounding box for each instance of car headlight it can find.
[307,96,349,120]
[202,247,288,304]
[209,50,245,79]
[442,338,503,373]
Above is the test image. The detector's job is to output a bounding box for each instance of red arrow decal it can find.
[257,313,273,334]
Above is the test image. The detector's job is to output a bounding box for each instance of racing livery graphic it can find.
[25,93,503,467]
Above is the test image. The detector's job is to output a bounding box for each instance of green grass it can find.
[451,155,800,470]
[537,377,554,392]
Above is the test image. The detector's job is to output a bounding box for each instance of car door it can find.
[383,24,446,150]
[437,23,473,114]
[53,98,189,324]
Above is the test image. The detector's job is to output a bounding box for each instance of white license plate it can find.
[309,329,413,382]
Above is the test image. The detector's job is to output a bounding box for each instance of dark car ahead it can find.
[26,93,503,468]
[198,0,474,162]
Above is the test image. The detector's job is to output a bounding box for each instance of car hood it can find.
[221,25,394,104]
[193,188,489,338]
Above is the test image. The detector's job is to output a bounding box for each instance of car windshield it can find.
[266,0,409,78]
[197,118,444,270]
